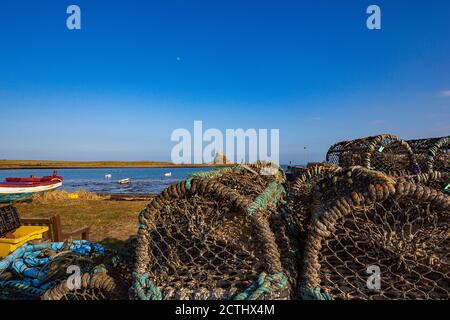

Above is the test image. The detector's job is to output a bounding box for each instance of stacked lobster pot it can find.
[131,163,291,300]
[406,136,450,192]
[326,134,420,175]
[286,133,450,300]
[298,167,449,299]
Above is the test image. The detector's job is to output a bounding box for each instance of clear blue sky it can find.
[0,0,449,163]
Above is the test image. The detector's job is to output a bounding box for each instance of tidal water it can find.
[0,165,291,195]
[0,168,214,194]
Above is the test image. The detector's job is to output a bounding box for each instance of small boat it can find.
[105,174,112,179]
[0,170,63,203]
[118,178,130,185]
[164,172,172,177]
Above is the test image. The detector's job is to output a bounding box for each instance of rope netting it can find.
[297,167,449,300]
[42,272,121,300]
[0,205,21,237]
[426,136,450,174]
[394,171,449,193]
[407,137,441,173]
[326,134,419,175]
[131,164,290,300]
[0,240,107,300]
[42,237,137,300]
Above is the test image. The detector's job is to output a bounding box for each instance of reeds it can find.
[32,189,105,203]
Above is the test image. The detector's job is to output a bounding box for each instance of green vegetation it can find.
[16,198,147,242]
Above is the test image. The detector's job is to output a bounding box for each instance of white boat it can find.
[164,172,172,177]
[0,171,63,202]
[105,174,112,179]
[118,178,130,185]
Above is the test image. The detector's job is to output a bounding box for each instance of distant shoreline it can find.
[0,160,233,170]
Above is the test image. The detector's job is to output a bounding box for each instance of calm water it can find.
[0,165,291,195]
[0,168,215,194]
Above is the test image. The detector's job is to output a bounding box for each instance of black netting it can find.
[0,205,21,236]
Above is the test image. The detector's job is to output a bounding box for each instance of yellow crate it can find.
[0,225,49,257]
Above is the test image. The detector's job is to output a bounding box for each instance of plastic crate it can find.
[0,225,49,257]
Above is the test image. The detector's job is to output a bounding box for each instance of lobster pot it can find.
[0,205,21,237]
[299,168,450,300]
[43,273,124,300]
[407,137,442,172]
[287,164,342,227]
[132,166,290,300]
[396,171,449,194]
[326,134,419,174]
[279,164,343,291]
[426,136,450,174]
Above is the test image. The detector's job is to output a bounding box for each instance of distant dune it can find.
[0,160,233,169]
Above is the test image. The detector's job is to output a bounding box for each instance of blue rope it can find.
[444,184,450,194]
[0,241,105,291]
[247,182,285,216]
[0,280,47,297]
[234,273,288,300]
[299,286,333,300]
[184,166,246,190]
[137,210,147,229]
[132,272,163,300]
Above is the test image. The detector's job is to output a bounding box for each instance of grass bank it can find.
[15,195,147,243]
[0,160,232,169]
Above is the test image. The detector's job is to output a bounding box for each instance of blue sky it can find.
[0,0,449,163]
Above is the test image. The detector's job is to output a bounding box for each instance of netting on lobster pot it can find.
[426,136,450,174]
[396,171,449,194]
[277,163,343,292]
[287,163,342,222]
[406,137,442,173]
[132,165,290,300]
[299,167,450,300]
[42,237,137,300]
[43,272,125,300]
[326,134,419,174]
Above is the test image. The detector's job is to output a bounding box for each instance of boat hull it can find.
[0,181,62,203]
[0,192,34,202]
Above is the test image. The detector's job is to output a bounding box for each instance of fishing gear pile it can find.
[42,237,137,300]
[132,163,290,300]
[0,133,448,300]
[288,134,449,300]
[0,240,105,300]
